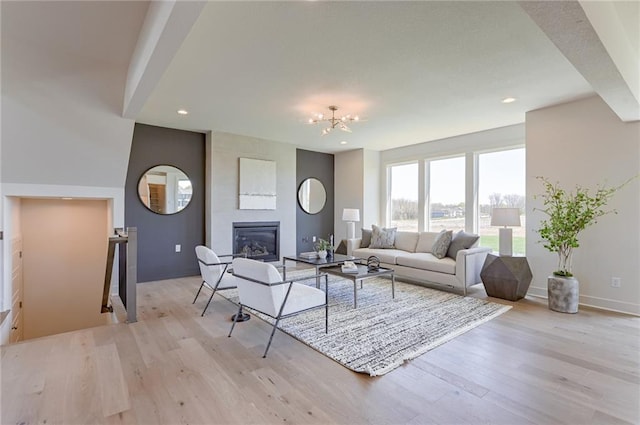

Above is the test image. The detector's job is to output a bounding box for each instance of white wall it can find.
[526,96,640,315]
[1,40,134,188]
[334,148,381,241]
[334,150,364,241]
[381,124,525,164]
[363,149,381,230]
[1,7,135,341]
[208,132,296,258]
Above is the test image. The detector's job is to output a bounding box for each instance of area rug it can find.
[220,272,511,376]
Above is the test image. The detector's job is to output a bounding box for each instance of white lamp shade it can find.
[490,208,521,227]
[342,208,360,222]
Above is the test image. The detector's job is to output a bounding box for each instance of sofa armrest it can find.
[456,246,492,287]
[346,238,362,256]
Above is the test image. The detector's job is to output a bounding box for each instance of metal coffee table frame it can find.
[321,264,395,308]
[282,253,361,287]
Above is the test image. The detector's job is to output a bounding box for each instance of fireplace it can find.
[232,221,280,262]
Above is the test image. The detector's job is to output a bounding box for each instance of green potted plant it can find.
[314,238,334,259]
[535,176,633,313]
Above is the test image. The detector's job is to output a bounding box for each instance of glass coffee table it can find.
[282,253,361,287]
[321,264,395,308]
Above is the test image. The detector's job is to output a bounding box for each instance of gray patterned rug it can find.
[220,272,511,376]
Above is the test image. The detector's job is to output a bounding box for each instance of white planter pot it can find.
[547,275,579,313]
[317,250,327,259]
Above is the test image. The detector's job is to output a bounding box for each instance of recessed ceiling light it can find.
[177,109,189,115]
[340,141,347,145]
[502,97,517,104]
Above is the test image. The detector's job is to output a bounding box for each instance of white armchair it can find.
[193,245,244,317]
[228,258,328,358]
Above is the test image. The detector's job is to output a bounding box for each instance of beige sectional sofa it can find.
[346,229,491,295]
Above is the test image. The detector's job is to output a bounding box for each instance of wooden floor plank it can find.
[95,342,131,418]
[1,275,638,424]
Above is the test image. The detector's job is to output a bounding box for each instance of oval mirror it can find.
[298,177,326,214]
[138,165,192,214]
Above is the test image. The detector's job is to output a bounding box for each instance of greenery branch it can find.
[534,176,636,277]
[314,238,334,252]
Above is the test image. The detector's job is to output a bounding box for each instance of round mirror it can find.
[138,165,192,214]
[298,177,326,214]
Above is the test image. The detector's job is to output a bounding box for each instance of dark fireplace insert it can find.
[232,221,280,262]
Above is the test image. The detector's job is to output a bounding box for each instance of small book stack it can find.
[299,251,317,259]
[341,262,359,273]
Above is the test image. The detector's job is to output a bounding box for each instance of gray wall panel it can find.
[296,149,334,253]
[125,124,205,282]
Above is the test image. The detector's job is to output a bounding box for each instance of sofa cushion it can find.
[361,228,372,247]
[446,230,480,259]
[416,232,439,253]
[432,230,453,259]
[369,224,397,249]
[353,247,405,265]
[396,252,456,275]
[394,231,419,253]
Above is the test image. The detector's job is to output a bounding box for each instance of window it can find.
[478,148,526,254]
[428,157,465,233]
[389,162,419,231]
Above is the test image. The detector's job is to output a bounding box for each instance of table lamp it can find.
[342,208,360,239]
[491,207,521,256]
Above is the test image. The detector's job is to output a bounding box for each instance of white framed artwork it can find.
[239,158,277,209]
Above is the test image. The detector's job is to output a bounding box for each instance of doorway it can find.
[20,198,111,339]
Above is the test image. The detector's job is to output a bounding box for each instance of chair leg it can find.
[325,274,329,334]
[325,303,328,334]
[228,305,243,337]
[201,288,218,317]
[263,316,282,358]
[192,281,205,304]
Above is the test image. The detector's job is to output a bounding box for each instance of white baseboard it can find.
[528,285,640,316]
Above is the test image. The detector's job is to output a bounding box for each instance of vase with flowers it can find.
[314,238,334,259]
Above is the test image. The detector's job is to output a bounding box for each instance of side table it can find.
[480,254,532,301]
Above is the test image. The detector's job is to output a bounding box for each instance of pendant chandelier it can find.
[308,106,360,135]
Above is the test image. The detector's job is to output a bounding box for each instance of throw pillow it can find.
[369,224,397,249]
[431,229,453,259]
[446,230,480,259]
[361,228,372,248]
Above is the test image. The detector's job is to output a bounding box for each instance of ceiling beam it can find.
[122,0,206,119]
[519,1,640,122]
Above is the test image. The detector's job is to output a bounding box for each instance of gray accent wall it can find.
[125,124,205,282]
[296,149,335,253]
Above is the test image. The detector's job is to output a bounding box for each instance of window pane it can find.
[389,163,418,231]
[429,157,465,233]
[478,148,526,255]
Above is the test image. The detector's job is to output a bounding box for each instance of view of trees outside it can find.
[428,156,465,232]
[177,179,193,209]
[478,148,526,254]
[388,148,526,253]
[389,162,419,231]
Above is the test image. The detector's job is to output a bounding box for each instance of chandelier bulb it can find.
[308,105,362,135]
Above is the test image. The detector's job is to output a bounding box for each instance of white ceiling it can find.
[136,1,596,152]
[3,1,637,154]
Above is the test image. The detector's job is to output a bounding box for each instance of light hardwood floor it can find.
[2,274,639,424]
